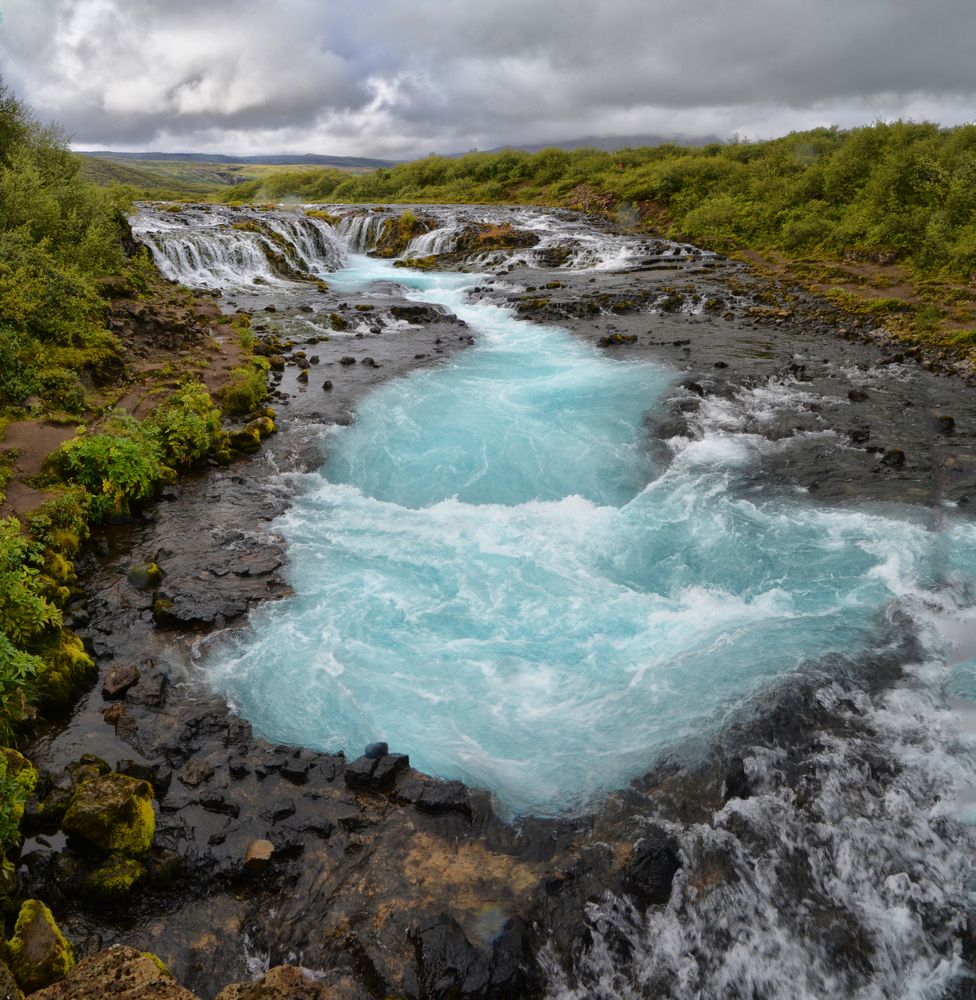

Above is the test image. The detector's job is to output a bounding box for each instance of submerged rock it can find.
[7,899,74,994]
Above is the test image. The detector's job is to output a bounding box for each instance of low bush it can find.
[149,380,222,467]
[49,416,168,522]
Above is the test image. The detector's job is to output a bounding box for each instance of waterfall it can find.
[404,226,459,257]
[131,204,348,289]
[333,212,390,253]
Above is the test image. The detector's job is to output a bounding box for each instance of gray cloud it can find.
[1,0,974,157]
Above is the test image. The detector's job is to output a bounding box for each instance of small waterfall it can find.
[138,227,283,288]
[131,205,347,289]
[334,213,390,253]
[404,226,458,257]
[264,215,346,272]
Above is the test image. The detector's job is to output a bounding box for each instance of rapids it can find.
[131,203,976,997]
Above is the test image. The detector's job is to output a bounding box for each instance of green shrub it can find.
[50,417,168,521]
[0,634,41,744]
[149,380,222,467]
[0,518,62,646]
[218,361,269,417]
[0,324,38,406]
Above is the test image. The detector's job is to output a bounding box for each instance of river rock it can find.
[102,664,140,700]
[28,944,198,1000]
[7,899,74,994]
[214,965,337,1000]
[243,839,274,874]
[126,562,163,590]
[622,826,682,907]
[61,773,155,855]
[79,853,146,901]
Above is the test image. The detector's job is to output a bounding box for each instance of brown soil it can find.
[0,277,248,521]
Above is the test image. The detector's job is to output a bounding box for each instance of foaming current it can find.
[204,251,976,818]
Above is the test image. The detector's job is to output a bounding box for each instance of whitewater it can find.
[136,203,976,998]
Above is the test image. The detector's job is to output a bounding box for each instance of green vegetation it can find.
[223,122,976,281]
[218,359,270,416]
[0,77,272,909]
[0,80,131,416]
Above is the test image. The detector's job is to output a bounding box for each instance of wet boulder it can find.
[404,914,540,1000]
[127,562,163,590]
[61,772,155,856]
[79,853,146,901]
[27,944,197,1000]
[102,663,140,700]
[622,826,682,907]
[7,899,75,994]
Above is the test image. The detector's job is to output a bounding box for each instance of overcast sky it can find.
[1,0,974,158]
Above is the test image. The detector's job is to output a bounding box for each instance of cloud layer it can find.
[1,0,974,156]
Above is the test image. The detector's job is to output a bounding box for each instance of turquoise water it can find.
[209,256,976,816]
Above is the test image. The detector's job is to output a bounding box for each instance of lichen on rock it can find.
[27,944,196,1000]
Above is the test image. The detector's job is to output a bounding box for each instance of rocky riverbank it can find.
[13,205,976,998]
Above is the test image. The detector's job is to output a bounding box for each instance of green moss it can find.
[244,416,275,440]
[127,562,163,590]
[393,255,438,270]
[80,853,146,901]
[218,362,269,417]
[0,749,37,875]
[142,952,173,978]
[34,629,96,711]
[329,312,349,331]
[228,427,261,454]
[62,772,155,856]
[7,899,75,993]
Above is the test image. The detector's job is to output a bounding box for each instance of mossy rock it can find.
[244,416,275,440]
[227,428,261,454]
[80,853,146,901]
[62,773,155,856]
[7,899,74,993]
[34,631,97,712]
[126,562,163,590]
[25,945,195,999]
[329,312,349,331]
[393,255,438,270]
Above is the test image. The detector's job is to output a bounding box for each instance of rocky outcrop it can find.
[28,945,195,1000]
[7,900,74,994]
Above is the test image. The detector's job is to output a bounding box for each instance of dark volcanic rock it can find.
[102,663,140,700]
[622,826,682,907]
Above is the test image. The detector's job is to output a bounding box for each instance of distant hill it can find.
[78,150,397,169]
[462,133,723,156]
